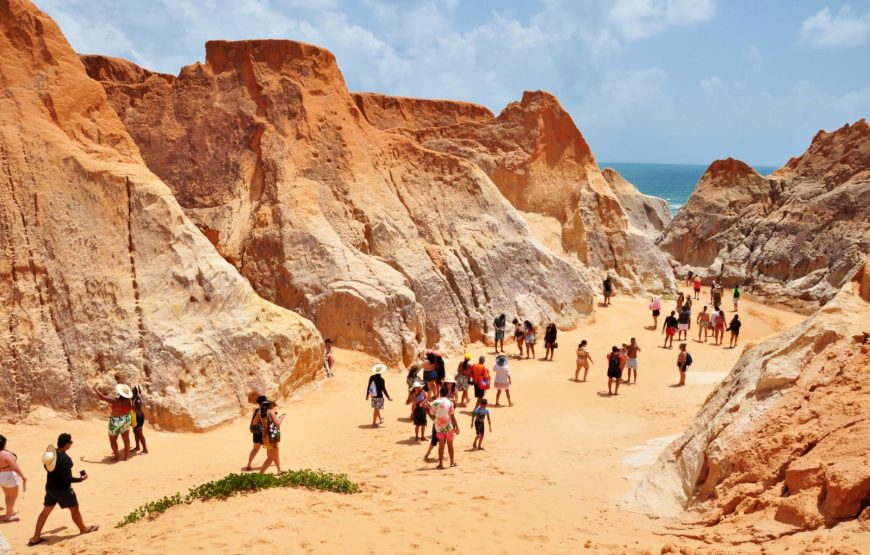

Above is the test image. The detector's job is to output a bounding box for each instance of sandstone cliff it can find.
[658,121,870,311]
[377,90,675,292]
[601,167,671,237]
[352,92,493,131]
[83,44,595,364]
[0,0,321,430]
[626,259,870,542]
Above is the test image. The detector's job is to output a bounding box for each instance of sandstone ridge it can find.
[0,0,322,430]
[83,42,596,364]
[658,121,870,312]
[601,167,671,238]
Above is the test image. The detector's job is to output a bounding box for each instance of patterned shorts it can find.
[370,397,384,410]
[108,413,132,437]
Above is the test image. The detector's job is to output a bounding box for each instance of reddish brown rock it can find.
[0,0,321,429]
[352,92,493,131]
[84,43,595,364]
[658,122,870,311]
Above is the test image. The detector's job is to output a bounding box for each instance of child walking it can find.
[406,382,428,441]
[471,399,492,450]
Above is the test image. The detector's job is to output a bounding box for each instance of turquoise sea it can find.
[603,162,778,214]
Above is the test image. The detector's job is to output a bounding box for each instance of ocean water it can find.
[603,162,778,214]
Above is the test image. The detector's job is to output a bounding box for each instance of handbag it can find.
[553,342,558,349]
[250,421,263,435]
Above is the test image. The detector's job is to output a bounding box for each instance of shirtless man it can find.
[696,306,711,342]
[625,338,641,383]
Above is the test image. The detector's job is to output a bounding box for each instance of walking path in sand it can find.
[0,287,808,553]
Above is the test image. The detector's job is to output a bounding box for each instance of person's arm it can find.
[382,380,391,401]
[4,456,26,483]
[450,413,460,435]
[365,377,371,400]
[92,384,114,403]
[470,411,475,429]
[487,412,492,432]
[269,410,282,428]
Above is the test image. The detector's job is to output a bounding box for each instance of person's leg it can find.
[583,363,589,382]
[69,506,92,534]
[607,377,613,395]
[437,439,446,468]
[109,434,119,461]
[273,445,281,474]
[478,432,485,450]
[121,430,131,461]
[246,443,261,470]
[447,439,456,466]
[132,428,141,451]
[2,486,18,520]
[259,449,274,473]
[575,362,580,381]
[137,428,148,454]
[29,505,54,543]
[495,390,501,406]
[506,388,512,406]
[614,379,620,395]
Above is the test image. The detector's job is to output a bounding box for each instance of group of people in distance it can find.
[655,276,743,352]
[494,313,559,362]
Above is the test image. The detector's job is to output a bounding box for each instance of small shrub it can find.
[115,469,359,528]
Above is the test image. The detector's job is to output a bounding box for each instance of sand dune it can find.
[5,288,849,554]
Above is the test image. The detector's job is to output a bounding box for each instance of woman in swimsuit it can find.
[130,385,148,455]
[574,340,593,382]
[0,435,27,522]
[455,354,472,407]
[93,384,133,462]
[512,318,525,358]
[523,320,536,360]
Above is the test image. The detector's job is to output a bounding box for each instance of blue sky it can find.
[39,0,870,166]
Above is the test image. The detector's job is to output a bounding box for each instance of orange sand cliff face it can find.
[363,90,676,293]
[659,122,870,312]
[0,0,321,429]
[82,45,597,364]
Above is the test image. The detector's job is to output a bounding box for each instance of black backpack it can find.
[608,354,621,373]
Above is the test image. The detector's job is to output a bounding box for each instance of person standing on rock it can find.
[606,346,624,395]
[0,435,27,522]
[513,318,525,358]
[455,354,473,407]
[676,344,691,386]
[366,364,392,427]
[27,434,98,546]
[677,305,691,341]
[575,340,593,382]
[544,322,557,361]
[625,338,641,384]
[93,384,133,462]
[662,311,678,349]
[727,315,742,348]
[523,321,537,359]
[693,276,702,300]
[649,296,662,329]
[493,313,507,354]
[732,285,741,311]
[697,306,711,342]
[603,276,614,306]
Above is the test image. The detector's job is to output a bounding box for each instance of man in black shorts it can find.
[28,434,98,546]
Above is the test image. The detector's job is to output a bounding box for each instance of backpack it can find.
[608,354,621,373]
[480,367,491,390]
[249,409,264,435]
[685,353,693,366]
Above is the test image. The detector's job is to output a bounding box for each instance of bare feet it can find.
[436,464,444,469]
[81,524,99,534]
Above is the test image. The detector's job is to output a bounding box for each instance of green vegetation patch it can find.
[116,469,360,528]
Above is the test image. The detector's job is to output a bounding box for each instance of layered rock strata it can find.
[83,43,595,364]
[627,260,870,541]
[601,167,671,238]
[0,0,321,429]
[658,121,870,311]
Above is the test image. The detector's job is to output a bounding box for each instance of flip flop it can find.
[27,538,45,546]
[2,515,20,522]
[82,524,99,534]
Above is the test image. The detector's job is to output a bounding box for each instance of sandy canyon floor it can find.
[2,287,865,554]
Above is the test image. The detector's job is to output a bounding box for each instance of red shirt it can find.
[471,363,487,385]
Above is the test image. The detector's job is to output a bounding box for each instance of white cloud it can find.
[700,76,722,92]
[607,0,715,40]
[798,5,870,49]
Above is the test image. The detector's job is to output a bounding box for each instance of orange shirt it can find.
[471,363,487,385]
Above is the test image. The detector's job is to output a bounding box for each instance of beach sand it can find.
[2,288,835,554]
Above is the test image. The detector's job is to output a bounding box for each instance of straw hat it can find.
[371,364,387,375]
[115,384,133,399]
[411,381,424,389]
[42,444,58,471]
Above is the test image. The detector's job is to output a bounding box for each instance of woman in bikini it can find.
[0,435,27,522]
[574,340,593,381]
[523,320,537,360]
[512,318,525,358]
[93,383,133,462]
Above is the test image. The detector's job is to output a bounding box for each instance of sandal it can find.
[82,524,99,534]
[28,538,45,546]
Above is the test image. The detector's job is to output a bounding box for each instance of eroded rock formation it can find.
[601,167,671,238]
[0,0,321,430]
[626,259,870,541]
[374,90,675,292]
[658,121,870,311]
[83,43,595,364]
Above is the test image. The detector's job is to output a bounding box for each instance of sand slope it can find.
[8,290,865,554]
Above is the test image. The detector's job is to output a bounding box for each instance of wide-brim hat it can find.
[444,377,456,384]
[411,381,424,389]
[42,444,57,471]
[116,383,133,399]
[371,364,387,375]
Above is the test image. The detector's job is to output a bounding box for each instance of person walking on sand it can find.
[406,382,429,441]
[130,385,148,455]
[709,279,717,304]
[732,285,741,311]
[676,344,692,386]
[625,338,641,384]
[513,318,525,358]
[429,384,460,469]
[662,311,678,349]
[676,291,684,313]
[693,276,702,300]
[93,383,133,462]
[649,296,662,329]
[713,307,726,345]
[27,434,98,546]
[677,305,691,341]
[470,356,491,410]
[606,346,624,395]
[575,340,593,382]
[256,399,284,474]
[0,435,27,522]
[686,270,694,287]
[727,314,742,348]
[603,275,614,306]
[713,284,722,309]
[492,354,513,407]
[323,338,335,378]
[366,364,392,427]
[697,306,711,342]
[493,313,507,354]
[244,394,268,471]
[544,322,557,361]
[421,352,439,400]
[455,354,473,407]
[523,320,537,359]
[471,398,492,450]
